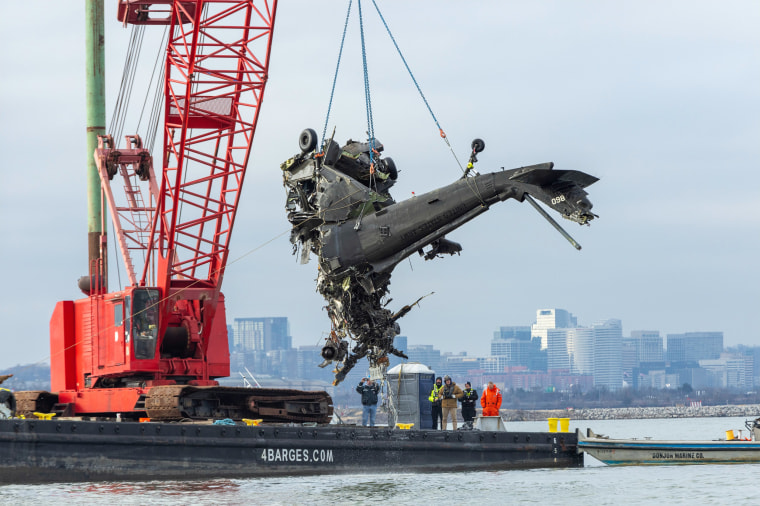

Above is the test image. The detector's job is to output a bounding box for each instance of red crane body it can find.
[43,0,283,418]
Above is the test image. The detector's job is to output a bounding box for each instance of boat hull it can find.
[578,432,760,465]
[0,419,582,483]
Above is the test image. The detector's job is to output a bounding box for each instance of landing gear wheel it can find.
[384,157,398,180]
[299,128,318,153]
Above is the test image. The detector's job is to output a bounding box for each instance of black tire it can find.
[384,157,398,180]
[299,128,318,153]
[471,138,485,153]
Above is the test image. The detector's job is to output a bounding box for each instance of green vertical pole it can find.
[85,0,106,291]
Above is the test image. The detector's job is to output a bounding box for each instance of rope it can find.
[322,0,353,150]
[368,1,486,208]
[146,62,165,153]
[323,0,469,182]
[357,0,376,165]
[369,0,466,174]
[352,0,378,230]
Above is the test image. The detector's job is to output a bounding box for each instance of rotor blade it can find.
[524,194,582,250]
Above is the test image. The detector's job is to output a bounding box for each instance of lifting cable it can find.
[322,2,487,205]
[323,0,467,175]
[110,24,146,148]
[369,0,467,175]
[324,0,449,166]
[138,25,169,153]
[321,0,378,229]
[107,23,168,288]
[321,0,353,151]
[112,23,167,152]
[108,23,168,289]
[320,0,380,175]
[357,0,381,223]
[370,1,487,206]
[357,0,377,169]
[365,1,486,205]
[108,23,145,291]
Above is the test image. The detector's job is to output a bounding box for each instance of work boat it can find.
[578,417,760,465]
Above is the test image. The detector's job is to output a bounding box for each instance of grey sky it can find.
[1,1,758,370]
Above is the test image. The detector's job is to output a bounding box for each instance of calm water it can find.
[2,416,758,505]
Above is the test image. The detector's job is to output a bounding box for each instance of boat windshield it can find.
[132,288,159,360]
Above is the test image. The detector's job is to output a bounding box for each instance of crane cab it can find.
[49,286,230,417]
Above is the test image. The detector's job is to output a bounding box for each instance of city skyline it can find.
[220,309,757,394]
[223,307,749,360]
[4,309,756,394]
[229,307,748,356]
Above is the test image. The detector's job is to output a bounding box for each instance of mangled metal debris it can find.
[281,128,598,384]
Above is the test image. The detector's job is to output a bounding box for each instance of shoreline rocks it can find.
[503,404,760,421]
[336,405,760,425]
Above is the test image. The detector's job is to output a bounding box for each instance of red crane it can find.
[17,0,331,422]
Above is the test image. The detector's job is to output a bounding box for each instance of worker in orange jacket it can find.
[480,381,502,416]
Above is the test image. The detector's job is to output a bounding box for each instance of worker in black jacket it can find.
[459,381,479,424]
[356,377,381,427]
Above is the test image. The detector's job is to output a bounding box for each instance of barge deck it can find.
[0,419,582,483]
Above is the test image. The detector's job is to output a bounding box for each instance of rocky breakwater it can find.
[503,404,760,422]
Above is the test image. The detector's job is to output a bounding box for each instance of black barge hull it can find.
[0,419,583,483]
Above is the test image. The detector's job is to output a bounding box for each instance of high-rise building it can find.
[493,326,532,342]
[630,330,664,363]
[477,356,510,374]
[698,353,754,390]
[491,328,544,370]
[666,332,723,363]
[443,353,480,380]
[593,319,623,391]
[546,319,623,391]
[547,328,570,371]
[733,346,760,387]
[567,327,595,375]
[621,338,637,386]
[406,344,442,374]
[232,317,292,352]
[532,309,577,349]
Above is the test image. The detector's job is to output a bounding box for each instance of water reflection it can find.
[76,479,240,497]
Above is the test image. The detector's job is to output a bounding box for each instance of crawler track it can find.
[145,385,333,423]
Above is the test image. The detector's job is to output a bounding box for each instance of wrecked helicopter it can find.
[281,128,598,384]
